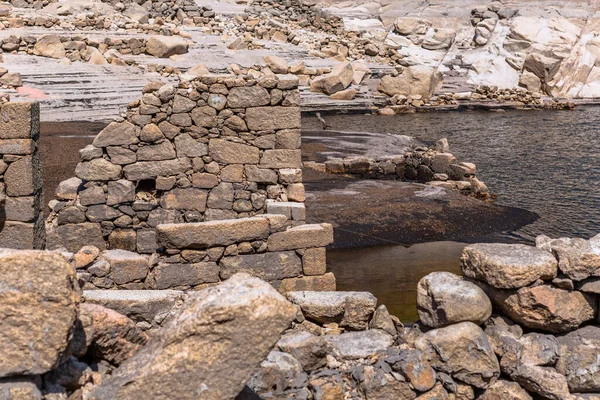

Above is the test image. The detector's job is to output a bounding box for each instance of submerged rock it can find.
[416,271,491,328]
[88,274,297,399]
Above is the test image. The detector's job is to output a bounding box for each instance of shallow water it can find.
[306,107,600,321]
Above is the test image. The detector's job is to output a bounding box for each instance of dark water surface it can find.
[305,107,600,321]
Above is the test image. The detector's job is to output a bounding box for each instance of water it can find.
[306,107,600,321]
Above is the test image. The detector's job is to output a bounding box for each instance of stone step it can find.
[83,289,185,332]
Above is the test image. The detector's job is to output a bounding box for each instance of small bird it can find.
[315,112,330,130]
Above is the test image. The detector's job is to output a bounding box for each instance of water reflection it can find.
[327,241,466,322]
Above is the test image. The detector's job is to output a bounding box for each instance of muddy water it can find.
[305,107,600,322]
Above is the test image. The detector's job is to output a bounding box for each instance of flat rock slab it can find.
[0,250,78,377]
[461,243,558,289]
[88,274,296,400]
[287,291,377,330]
[325,330,394,360]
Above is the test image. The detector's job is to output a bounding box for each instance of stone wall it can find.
[0,101,44,249]
[47,74,303,254]
[75,216,335,292]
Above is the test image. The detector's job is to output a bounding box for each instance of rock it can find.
[245,107,301,131]
[74,245,100,269]
[92,122,138,148]
[369,304,397,336]
[485,284,596,333]
[227,86,270,108]
[88,274,296,399]
[5,156,35,196]
[417,271,492,328]
[415,322,500,389]
[0,250,78,377]
[102,250,149,285]
[209,139,260,164]
[0,378,42,400]
[513,365,570,400]
[55,177,82,200]
[46,222,106,252]
[519,333,558,366]
[276,330,328,371]
[80,303,148,365]
[33,35,66,59]
[145,35,189,58]
[461,243,558,289]
[479,380,532,400]
[264,56,288,74]
[556,326,600,392]
[538,236,600,281]
[76,158,122,181]
[330,88,357,100]
[248,350,302,394]
[286,291,377,330]
[220,252,302,281]
[0,73,22,87]
[310,62,354,95]
[389,349,436,392]
[325,330,394,360]
[377,66,442,100]
[267,223,334,251]
[357,366,416,399]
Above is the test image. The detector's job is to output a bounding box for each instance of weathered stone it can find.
[479,380,532,400]
[389,349,436,392]
[86,205,122,222]
[5,196,35,222]
[80,303,148,365]
[107,146,136,165]
[276,330,328,371]
[137,141,176,161]
[0,222,38,250]
[485,284,596,333]
[55,177,83,200]
[287,291,376,330]
[268,224,334,251]
[207,182,234,209]
[46,222,106,252]
[0,378,42,400]
[79,186,106,206]
[174,134,207,158]
[245,165,278,184]
[417,271,492,328]
[83,289,184,327]
[325,330,394,360]
[74,245,100,269]
[461,243,558,289]
[246,107,301,131]
[415,322,500,389]
[154,262,219,289]
[0,102,38,140]
[302,248,326,276]
[33,34,65,58]
[220,251,302,281]
[123,158,191,181]
[5,155,35,196]
[248,351,302,395]
[0,139,32,155]
[0,250,78,377]
[160,188,207,211]
[190,106,217,128]
[76,158,122,181]
[358,366,416,400]
[145,35,189,58]
[519,333,558,366]
[538,236,600,281]
[310,62,354,95]
[513,365,570,400]
[192,173,219,189]
[157,217,270,249]
[58,206,86,225]
[88,274,297,400]
[556,326,600,392]
[264,56,289,74]
[377,66,442,100]
[260,149,302,168]
[227,86,270,108]
[279,273,337,293]
[107,180,135,205]
[171,95,196,114]
[92,121,138,148]
[209,139,260,164]
[102,250,149,285]
[109,230,137,252]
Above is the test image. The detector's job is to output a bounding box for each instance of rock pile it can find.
[305,138,490,199]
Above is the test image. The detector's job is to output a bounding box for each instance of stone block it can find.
[4,196,35,222]
[107,147,136,165]
[76,158,122,181]
[268,223,334,251]
[324,330,394,360]
[0,249,78,377]
[92,121,138,148]
[303,248,326,275]
[191,173,219,189]
[102,250,149,285]
[279,168,302,184]
[108,229,137,252]
[5,155,35,196]
[0,139,33,155]
[107,180,135,205]
[245,165,278,184]
[279,272,336,293]
[55,177,82,200]
[227,86,270,108]
[208,139,260,164]
[174,134,208,158]
[83,289,185,326]
[275,129,301,149]
[260,149,302,169]
[207,182,234,209]
[137,141,176,161]
[0,102,38,139]
[46,222,106,252]
[154,262,220,289]
[123,158,191,181]
[0,221,36,250]
[160,188,207,211]
[220,251,302,281]
[0,378,42,399]
[157,217,271,249]
[80,186,106,206]
[136,229,157,254]
[246,107,301,131]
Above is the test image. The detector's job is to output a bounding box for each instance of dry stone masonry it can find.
[0,101,44,249]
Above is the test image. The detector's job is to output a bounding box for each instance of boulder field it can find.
[3,232,600,399]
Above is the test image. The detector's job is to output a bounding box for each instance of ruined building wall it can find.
[46,74,305,254]
[0,102,44,249]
